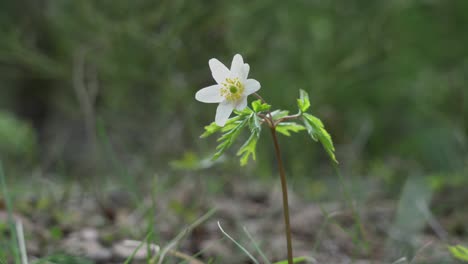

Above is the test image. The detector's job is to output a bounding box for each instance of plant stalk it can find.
[270,127,293,264]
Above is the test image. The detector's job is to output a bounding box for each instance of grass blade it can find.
[123,232,153,264]
[242,227,271,264]
[155,209,216,264]
[0,161,21,264]
[16,219,28,264]
[217,221,259,264]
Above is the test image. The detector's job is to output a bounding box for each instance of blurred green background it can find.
[1,0,467,193]
[1,0,468,262]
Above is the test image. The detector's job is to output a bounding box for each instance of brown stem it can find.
[253,92,267,104]
[253,93,275,127]
[270,127,293,264]
[274,112,302,126]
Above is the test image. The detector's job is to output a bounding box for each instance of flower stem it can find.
[270,127,293,264]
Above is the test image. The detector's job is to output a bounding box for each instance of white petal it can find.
[195,85,223,103]
[215,101,235,126]
[243,79,261,95]
[230,54,244,78]
[235,97,248,110]
[209,58,230,84]
[241,63,250,80]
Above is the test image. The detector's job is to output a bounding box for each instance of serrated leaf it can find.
[201,107,262,163]
[237,132,259,166]
[303,113,338,163]
[200,115,242,138]
[251,100,271,112]
[270,110,289,121]
[234,107,254,116]
[248,112,262,134]
[212,117,249,160]
[237,114,262,166]
[297,89,310,112]
[448,245,468,261]
[276,122,306,136]
[200,122,222,138]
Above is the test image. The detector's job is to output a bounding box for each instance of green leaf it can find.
[276,122,306,137]
[303,113,338,163]
[201,108,261,163]
[251,99,271,112]
[200,122,223,138]
[213,117,249,160]
[273,256,314,264]
[448,245,468,261]
[200,108,254,138]
[270,110,289,121]
[297,89,310,112]
[237,114,262,166]
[234,107,254,116]
[248,110,262,134]
[237,132,259,166]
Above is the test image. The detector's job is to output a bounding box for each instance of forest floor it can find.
[0,176,466,264]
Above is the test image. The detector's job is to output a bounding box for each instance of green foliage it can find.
[270,110,290,121]
[237,114,262,166]
[297,89,310,112]
[201,108,256,163]
[448,245,468,262]
[200,121,226,139]
[293,89,338,163]
[201,89,338,166]
[202,99,274,166]
[251,99,271,112]
[213,117,249,160]
[0,0,467,185]
[276,122,306,137]
[302,113,337,163]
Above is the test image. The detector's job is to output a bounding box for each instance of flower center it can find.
[220,78,244,102]
[229,86,238,94]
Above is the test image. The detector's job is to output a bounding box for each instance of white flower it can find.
[195,54,261,126]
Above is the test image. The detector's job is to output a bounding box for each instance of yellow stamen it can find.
[220,78,244,102]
